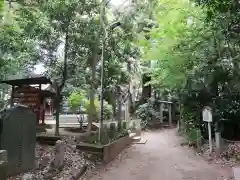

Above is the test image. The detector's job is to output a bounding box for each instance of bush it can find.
[68,90,86,112]
[83,125,128,145]
[122,122,127,129]
[84,99,113,121]
[108,123,116,139]
[102,102,113,121]
[68,90,87,128]
[136,98,159,127]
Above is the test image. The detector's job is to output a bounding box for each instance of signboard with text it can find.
[202,106,212,122]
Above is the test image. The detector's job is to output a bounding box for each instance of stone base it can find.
[133,139,147,144]
[103,135,133,163]
[0,161,8,180]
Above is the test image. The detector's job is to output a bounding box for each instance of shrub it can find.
[102,102,113,121]
[136,98,159,127]
[83,124,129,145]
[84,99,113,121]
[68,90,86,112]
[68,90,87,128]
[122,122,127,129]
[108,123,116,139]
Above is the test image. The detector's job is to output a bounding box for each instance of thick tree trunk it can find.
[88,80,96,132]
[87,34,100,133]
[127,61,134,115]
[116,86,122,130]
[141,73,151,104]
[53,24,69,136]
[109,89,116,119]
[54,88,61,136]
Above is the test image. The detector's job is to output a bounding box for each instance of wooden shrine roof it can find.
[0,74,51,86]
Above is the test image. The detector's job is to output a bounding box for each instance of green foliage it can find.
[84,98,113,121]
[138,0,203,91]
[83,126,128,145]
[68,90,86,112]
[136,98,159,127]
[135,0,240,139]
[122,121,127,129]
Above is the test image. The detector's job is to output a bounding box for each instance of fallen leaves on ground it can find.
[201,141,240,167]
[7,136,98,180]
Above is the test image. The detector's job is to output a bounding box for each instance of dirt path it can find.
[87,129,233,180]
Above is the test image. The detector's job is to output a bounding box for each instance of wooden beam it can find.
[10,86,14,107]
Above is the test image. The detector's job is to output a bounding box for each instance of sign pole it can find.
[203,106,213,154]
[207,122,213,153]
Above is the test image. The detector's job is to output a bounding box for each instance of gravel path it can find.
[87,129,234,180]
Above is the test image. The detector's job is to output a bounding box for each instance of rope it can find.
[200,135,240,143]
[220,137,240,143]
[186,135,204,143]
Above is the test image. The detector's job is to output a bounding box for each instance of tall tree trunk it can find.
[88,67,96,132]
[54,86,61,136]
[127,61,134,116]
[116,85,122,130]
[141,73,151,104]
[109,88,117,119]
[87,32,100,133]
[54,23,70,136]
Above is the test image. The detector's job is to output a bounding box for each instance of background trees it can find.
[135,0,240,139]
[1,0,144,135]
[4,0,239,140]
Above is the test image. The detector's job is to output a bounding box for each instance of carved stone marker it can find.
[53,140,65,169]
[0,106,36,175]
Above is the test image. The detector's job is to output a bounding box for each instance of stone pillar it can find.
[125,102,129,121]
[10,86,14,107]
[215,132,221,156]
[0,150,7,162]
[168,103,172,125]
[54,140,65,169]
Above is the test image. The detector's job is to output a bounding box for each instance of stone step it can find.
[132,136,141,142]
[133,139,148,144]
[129,133,136,138]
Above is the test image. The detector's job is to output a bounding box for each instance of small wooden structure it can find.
[157,100,172,125]
[1,74,55,125]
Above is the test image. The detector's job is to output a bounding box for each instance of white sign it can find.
[202,106,212,122]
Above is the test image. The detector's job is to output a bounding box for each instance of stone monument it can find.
[53,140,65,169]
[0,105,36,175]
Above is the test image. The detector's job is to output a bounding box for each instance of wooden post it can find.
[36,84,42,125]
[208,122,213,153]
[10,86,14,107]
[42,99,45,124]
[203,106,213,154]
[215,131,221,155]
[160,102,163,123]
[168,103,172,125]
